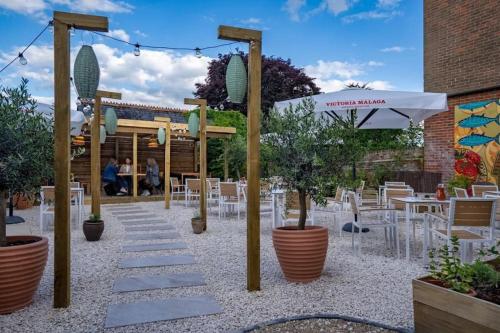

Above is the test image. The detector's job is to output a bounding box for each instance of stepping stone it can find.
[125,232,180,240]
[125,225,174,232]
[106,205,139,210]
[104,295,223,328]
[113,272,206,292]
[122,242,188,252]
[121,219,166,225]
[119,255,195,268]
[120,214,157,220]
[111,210,145,215]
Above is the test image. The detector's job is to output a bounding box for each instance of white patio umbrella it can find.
[274,88,448,128]
[274,88,448,233]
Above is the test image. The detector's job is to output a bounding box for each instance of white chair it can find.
[280,191,315,226]
[219,182,241,221]
[472,184,498,197]
[454,187,469,198]
[348,191,400,257]
[70,182,84,225]
[206,178,220,210]
[424,198,497,264]
[39,186,55,233]
[385,181,406,186]
[316,187,347,235]
[170,177,185,201]
[185,179,201,207]
[484,195,500,230]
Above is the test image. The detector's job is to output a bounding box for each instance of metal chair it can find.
[472,184,498,198]
[185,179,201,207]
[218,182,241,221]
[170,177,185,201]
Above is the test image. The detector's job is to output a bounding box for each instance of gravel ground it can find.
[249,318,399,333]
[1,200,433,332]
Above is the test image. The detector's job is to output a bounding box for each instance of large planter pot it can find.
[191,218,204,234]
[272,226,329,283]
[0,236,49,314]
[413,277,500,333]
[83,220,104,241]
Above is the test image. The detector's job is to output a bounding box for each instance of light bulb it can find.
[18,53,27,66]
[134,43,140,56]
[195,48,202,58]
[49,20,54,33]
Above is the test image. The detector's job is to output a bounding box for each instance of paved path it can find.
[104,205,222,329]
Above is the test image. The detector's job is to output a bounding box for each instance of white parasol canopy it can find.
[274,88,448,129]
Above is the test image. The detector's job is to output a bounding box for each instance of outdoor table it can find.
[181,172,199,184]
[390,196,450,261]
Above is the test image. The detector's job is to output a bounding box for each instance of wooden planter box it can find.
[413,278,500,333]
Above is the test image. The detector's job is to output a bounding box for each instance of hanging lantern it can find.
[73,45,100,99]
[105,107,117,134]
[148,137,158,148]
[225,54,247,104]
[100,125,106,144]
[188,113,199,138]
[157,127,166,145]
[72,135,85,146]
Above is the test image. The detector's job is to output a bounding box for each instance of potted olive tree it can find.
[83,214,104,241]
[0,79,53,314]
[264,98,363,282]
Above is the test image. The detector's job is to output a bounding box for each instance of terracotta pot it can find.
[83,220,104,241]
[272,226,329,283]
[191,218,204,234]
[0,236,48,314]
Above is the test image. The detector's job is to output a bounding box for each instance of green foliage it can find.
[429,237,500,294]
[446,174,473,196]
[88,214,101,222]
[263,98,365,230]
[0,79,54,193]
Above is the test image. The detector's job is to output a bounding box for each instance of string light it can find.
[195,47,202,58]
[18,53,27,66]
[134,43,140,56]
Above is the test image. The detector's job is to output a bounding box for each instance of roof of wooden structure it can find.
[101,101,188,124]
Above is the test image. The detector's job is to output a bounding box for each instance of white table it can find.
[390,197,449,261]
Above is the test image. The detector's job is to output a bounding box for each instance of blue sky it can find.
[0,0,423,107]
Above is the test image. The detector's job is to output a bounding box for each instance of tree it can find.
[0,79,54,246]
[195,52,321,117]
[264,98,364,230]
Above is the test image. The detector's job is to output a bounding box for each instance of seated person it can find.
[139,158,160,196]
[119,158,132,195]
[102,158,127,196]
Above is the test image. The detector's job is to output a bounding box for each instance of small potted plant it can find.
[83,213,104,241]
[191,211,204,234]
[413,236,500,333]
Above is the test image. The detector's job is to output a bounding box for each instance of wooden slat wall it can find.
[71,136,195,187]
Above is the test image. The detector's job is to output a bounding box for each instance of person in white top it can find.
[118,158,132,195]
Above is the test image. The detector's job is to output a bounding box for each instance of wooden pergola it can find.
[90,116,236,211]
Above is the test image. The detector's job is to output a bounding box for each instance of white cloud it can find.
[105,29,130,43]
[377,0,401,9]
[380,46,414,52]
[0,43,212,108]
[240,17,262,24]
[283,0,306,21]
[0,0,46,14]
[134,30,147,38]
[304,59,392,92]
[55,0,133,13]
[324,0,350,15]
[342,9,401,23]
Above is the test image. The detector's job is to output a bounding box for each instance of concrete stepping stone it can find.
[111,210,146,215]
[121,219,166,225]
[119,255,195,268]
[122,242,188,252]
[120,214,157,220]
[125,232,180,240]
[125,225,174,232]
[113,272,206,292]
[104,295,222,328]
[105,205,139,210]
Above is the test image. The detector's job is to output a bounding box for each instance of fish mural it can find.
[454,99,500,184]
[458,134,499,147]
[458,114,499,128]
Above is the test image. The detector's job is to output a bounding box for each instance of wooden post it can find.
[165,123,171,209]
[184,98,207,226]
[218,26,262,291]
[224,138,229,181]
[133,132,138,198]
[52,11,108,308]
[91,90,121,217]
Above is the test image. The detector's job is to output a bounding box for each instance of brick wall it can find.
[424,0,500,94]
[423,88,500,182]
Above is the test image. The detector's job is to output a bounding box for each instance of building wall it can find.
[423,0,500,181]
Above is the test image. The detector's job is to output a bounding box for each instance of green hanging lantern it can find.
[74,45,100,99]
[99,125,106,144]
[157,127,166,145]
[105,107,117,135]
[188,112,199,138]
[225,54,247,104]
